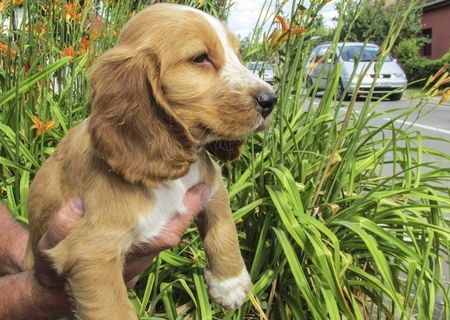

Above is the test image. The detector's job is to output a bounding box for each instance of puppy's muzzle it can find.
[256,91,277,118]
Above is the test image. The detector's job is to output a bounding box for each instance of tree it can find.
[338,0,424,46]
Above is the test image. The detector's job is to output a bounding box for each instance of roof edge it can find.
[423,0,450,11]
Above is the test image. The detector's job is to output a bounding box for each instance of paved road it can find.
[353,96,450,161]
[313,95,450,171]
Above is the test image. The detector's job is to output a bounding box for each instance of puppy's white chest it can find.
[137,163,201,241]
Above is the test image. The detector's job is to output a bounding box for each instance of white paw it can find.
[204,267,252,309]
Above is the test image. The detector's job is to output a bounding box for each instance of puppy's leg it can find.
[47,228,137,320]
[196,185,251,309]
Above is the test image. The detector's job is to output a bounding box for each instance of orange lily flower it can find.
[35,23,48,37]
[91,28,101,40]
[61,45,75,58]
[31,116,56,136]
[276,15,290,32]
[0,42,16,57]
[268,15,308,48]
[80,36,90,54]
[65,3,82,23]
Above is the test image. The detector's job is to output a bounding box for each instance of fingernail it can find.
[70,199,84,214]
[200,187,211,204]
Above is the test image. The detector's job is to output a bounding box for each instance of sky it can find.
[228,0,339,39]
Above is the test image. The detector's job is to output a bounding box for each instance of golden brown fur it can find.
[25,3,274,319]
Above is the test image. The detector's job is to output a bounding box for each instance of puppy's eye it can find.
[192,53,210,64]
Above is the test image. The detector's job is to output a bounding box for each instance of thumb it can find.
[34,199,84,289]
[159,184,211,239]
[182,184,211,220]
[37,199,84,251]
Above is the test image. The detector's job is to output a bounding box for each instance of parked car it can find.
[306,42,407,100]
[248,61,274,84]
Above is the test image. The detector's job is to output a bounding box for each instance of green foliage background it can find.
[396,39,450,89]
[338,0,425,47]
[0,0,449,319]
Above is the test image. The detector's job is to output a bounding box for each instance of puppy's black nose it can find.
[256,92,277,118]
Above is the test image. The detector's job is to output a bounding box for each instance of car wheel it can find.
[390,92,403,101]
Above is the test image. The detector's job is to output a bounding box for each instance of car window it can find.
[317,46,328,59]
[308,46,333,66]
[307,47,319,64]
[341,46,393,62]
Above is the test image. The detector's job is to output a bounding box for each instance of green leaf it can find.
[0,57,70,107]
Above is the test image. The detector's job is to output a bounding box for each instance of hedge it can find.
[402,50,450,87]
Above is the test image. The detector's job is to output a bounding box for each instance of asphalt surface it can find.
[313,95,450,172]
[352,96,450,163]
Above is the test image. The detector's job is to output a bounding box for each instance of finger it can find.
[37,199,84,251]
[182,184,210,219]
[34,200,84,289]
[126,185,211,258]
[151,206,208,251]
[124,255,155,284]
[125,276,140,290]
[159,185,209,238]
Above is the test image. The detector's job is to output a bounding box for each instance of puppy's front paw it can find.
[204,267,252,309]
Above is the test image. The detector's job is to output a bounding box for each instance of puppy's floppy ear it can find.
[205,140,245,163]
[89,47,196,186]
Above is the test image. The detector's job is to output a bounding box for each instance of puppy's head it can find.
[89,4,276,185]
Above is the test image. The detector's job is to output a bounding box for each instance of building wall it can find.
[422,6,450,60]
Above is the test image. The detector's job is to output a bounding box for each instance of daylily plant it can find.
[268,15,307,48]
[30,115,56,136]
[0,42,16,57]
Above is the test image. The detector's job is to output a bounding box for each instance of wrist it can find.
[0,271,72,320]
[0,205,29,271]
[29,271,72,318]
[124,253,156,287]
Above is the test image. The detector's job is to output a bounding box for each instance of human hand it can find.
[123,184,211,287]
[33,199,84,289]
[33,184,210,290]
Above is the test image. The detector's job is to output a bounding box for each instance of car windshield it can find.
[340,46,393,62]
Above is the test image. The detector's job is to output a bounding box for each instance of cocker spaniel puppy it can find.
[24,3,276,319]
